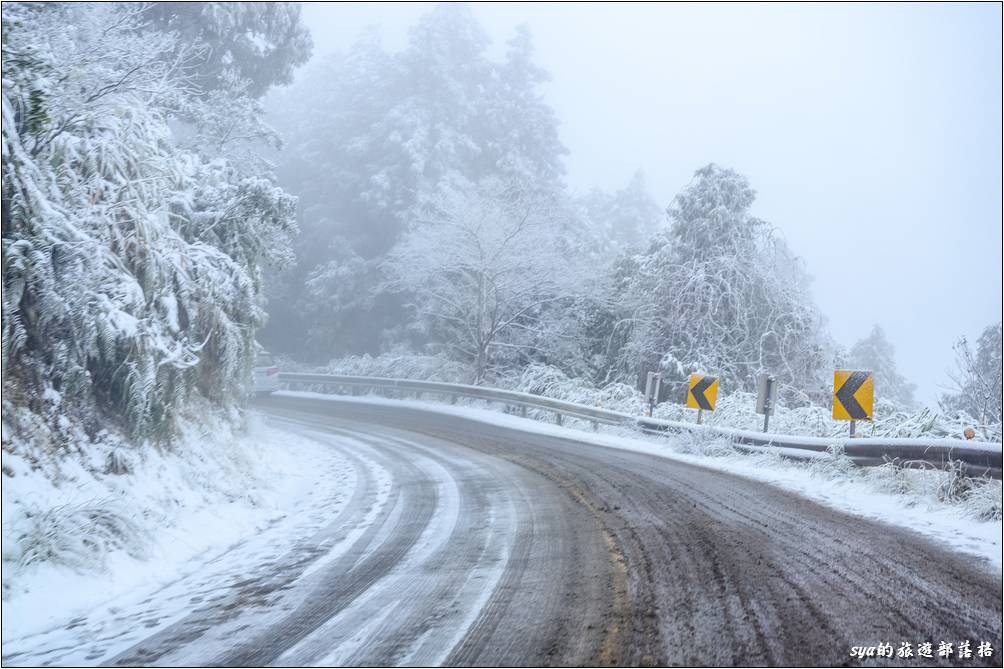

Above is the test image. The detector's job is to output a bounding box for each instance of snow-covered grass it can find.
[277,391,1003,571]
[1,405,349,640]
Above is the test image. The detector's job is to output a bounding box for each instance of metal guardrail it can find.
[277,373,1002,478]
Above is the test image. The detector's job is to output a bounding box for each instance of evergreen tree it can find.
[617,164,830,404]
[848,325,917,408]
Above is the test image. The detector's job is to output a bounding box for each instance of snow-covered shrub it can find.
[509,364,643,413]
[104,448,135,476]
[10,502,147,572]
[962,480,1003,522]
[806,444,857,481]
[671,430,738,458]
[864,462,918,497]
[743,445,787,469]
[324,351,471,384]
[2,4,298,445]
[935,461,975,505]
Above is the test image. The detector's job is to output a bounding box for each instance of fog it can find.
[5,3,1003,659]
[284,2,1002,405]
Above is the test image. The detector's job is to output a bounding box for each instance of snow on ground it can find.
[279,391,1003,572]
[1,415,357,652]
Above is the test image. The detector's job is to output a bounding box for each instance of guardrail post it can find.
[520,405,527,418]
[555,412,563,426]
[450,393,457,404]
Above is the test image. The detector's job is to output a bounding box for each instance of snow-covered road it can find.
[5,394,1001,666]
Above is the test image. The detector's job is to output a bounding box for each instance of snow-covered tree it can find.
[143,2,313,98]
[384,178,577,384]
[2,3,302,444]
[576,171,664,260]
[617,164,830,404]
[848,325,917,408]
[940,321,1003,432]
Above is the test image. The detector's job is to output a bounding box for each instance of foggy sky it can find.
[291,2,1003,405]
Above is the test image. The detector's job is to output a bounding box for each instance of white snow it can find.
[276,391,1003,572]
[1,416,358,664]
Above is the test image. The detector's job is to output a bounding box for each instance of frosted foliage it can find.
[2,3,298,442]
[617,164,832,405]
[385,178,578,384]
[576,171,665,260]
[940,321,1003,440]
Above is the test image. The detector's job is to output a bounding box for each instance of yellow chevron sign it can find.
[686,373,719,411]
[832,370,874,421]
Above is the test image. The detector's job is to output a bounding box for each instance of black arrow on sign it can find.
[691,376,716,410]
[836,371,870,420]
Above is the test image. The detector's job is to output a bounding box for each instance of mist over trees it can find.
[263,4,568,359]
[259,5,843,405]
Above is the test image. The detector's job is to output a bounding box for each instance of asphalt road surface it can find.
[109,394,1002,666]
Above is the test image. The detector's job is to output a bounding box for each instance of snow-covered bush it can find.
[962,480,1003,522]
[864,462,918,497]
[323,351,471,384]
[2,3,299,445]
[805,444,858,481]
[671,431,738,458]
[510,363,643,412]
[9,502,147,573]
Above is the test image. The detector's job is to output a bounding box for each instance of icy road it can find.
[10,394,1003,667]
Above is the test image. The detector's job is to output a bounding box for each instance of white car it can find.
[253,351,281,394]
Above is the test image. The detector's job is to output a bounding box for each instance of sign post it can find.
[756,374,777,433]
[686,373,719,422]
[644,371,662,417]
[832,370,874,437]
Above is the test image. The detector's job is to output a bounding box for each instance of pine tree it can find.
[848,325,917,408]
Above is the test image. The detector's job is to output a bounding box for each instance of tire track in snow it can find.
[255,394,1001,667]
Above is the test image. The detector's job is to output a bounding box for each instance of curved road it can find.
[111,394,1000,666]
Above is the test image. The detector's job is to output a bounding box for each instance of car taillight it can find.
[267,367,279,376]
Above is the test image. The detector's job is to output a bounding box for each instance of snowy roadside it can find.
[278,391,1003,572]
[1,415,356,646]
